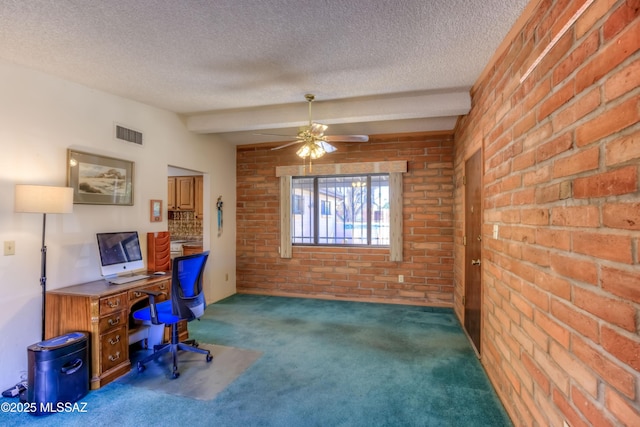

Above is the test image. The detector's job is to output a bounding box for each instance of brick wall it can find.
[454,0,639,425]
[237,133,455,305]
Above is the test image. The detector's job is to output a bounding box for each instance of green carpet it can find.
[0,294,512,426]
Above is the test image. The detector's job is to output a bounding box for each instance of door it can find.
[464,149,482,355]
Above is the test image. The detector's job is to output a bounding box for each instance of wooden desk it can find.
[45,274,187,390]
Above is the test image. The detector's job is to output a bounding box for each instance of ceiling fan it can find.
[268,94,369,160]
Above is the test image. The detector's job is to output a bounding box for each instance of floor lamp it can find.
[15,185,73,341]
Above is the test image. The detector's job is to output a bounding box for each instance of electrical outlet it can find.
[4,241,15,256]
[493,224,499,239]
[398,274,404,283]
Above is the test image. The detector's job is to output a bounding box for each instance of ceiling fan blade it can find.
[271,140,304,150]
[318,141,337,153]
[310,122,328,136]
[324,135,369,142]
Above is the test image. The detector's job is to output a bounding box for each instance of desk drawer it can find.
[100,326,127,372]
[128,281,170,305]
[99,293,125,315]
[99,311,126,332]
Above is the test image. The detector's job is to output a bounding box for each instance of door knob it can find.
[471,259,481,266]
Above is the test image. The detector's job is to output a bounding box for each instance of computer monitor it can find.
[96,231,145,277]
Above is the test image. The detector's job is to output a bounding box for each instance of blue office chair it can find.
[133,251,213,378]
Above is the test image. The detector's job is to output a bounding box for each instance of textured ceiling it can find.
[0,0,529,144]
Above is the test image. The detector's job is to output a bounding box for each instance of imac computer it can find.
[96,231,147,284]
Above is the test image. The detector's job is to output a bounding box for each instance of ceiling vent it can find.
[115,124,143,145]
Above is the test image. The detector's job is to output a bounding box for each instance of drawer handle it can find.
[107,300,120,308]
[108,317,120,326]
[108,352,120,362]
[109,335,121,345]
[134,291,142,298]
[159,284,166,290]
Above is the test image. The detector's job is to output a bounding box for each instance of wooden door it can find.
[464,149,482,355]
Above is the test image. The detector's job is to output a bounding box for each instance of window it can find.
[291,174,390,246]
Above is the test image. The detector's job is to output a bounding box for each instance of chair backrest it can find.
[171,251,210,320]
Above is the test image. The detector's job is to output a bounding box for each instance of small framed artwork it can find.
[150,199,162,222]
[67,149,134,205]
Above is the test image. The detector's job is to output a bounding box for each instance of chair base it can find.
[136,325,212,378]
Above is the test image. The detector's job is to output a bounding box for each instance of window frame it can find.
[276,161,406,261]
[291,173,389,247]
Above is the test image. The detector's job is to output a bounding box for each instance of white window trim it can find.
[276,161,406,261]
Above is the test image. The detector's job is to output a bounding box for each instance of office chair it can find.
[133,251,213,378]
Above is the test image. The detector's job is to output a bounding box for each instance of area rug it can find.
[117,343,262,401]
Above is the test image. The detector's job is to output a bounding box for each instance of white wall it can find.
[0,59,236,388]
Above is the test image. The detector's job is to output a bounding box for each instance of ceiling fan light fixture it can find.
[296,142,326,159]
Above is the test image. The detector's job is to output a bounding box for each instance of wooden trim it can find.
[276,160,407,177]
[389,172,403,262]
[279,176,292,258]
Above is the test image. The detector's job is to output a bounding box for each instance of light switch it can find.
[492,224,499,239]
[4,241,15,256]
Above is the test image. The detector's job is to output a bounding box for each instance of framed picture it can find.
[67,149,134,205]
[150,199,162,222]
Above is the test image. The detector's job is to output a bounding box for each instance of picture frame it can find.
[150,199,162,222]
[67,149,134,205]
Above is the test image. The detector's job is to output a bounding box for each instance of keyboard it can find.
[108,274,149,285]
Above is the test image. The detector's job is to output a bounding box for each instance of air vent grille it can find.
[116,125,143,145]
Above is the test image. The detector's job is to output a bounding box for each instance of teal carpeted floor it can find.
[0,294,512,426]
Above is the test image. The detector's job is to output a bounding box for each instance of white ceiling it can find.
[0,0,529,144]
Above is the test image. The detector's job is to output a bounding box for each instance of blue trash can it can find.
[27,332,89,415]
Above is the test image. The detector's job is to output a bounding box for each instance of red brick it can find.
[538,80,575,120]
[601,265,640,304]
[601,325,640,371]
[573,165,638,198]
[521,208,549,225]
[535,228,571,251]
[550,299,599,343]
[605,131,640,166]
[605,387,640,426]
[575,97,640,147]
[572,230,633,263]
[535,311,570,348]
[551,205,599,227]
[552,146,599,178]
[522,351,550,394]
[550,253,598,285]
[576,16,640,93]
[535,269,572,300]
[604,58,640,101]
[573,286,637,332]
[571,385,615,427]
[553,388,590,427]
[536,132,573,163]
[603,0,640,41]
[553,31,599,85]
[603,202,640,230]
[573,335,636,399]
[552,87,601,131]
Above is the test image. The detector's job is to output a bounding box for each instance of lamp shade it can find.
[15,185,74,214]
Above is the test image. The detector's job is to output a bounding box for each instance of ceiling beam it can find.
[185,89,471,134]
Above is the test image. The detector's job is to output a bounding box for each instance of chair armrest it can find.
[138,290,163,325]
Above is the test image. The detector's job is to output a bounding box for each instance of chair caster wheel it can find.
[172,370,180,379]
[206,353,213,362]
[137,362,146,373]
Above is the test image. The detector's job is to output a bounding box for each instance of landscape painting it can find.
[67,149,134,205]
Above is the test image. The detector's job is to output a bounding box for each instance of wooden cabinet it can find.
[194,175,204,219]
[168,176,200,211]
[182,244,203,256]
[46,275,188,390]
